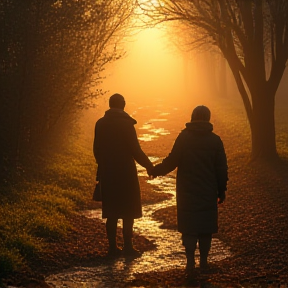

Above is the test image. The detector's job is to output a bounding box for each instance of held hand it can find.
[148,174,154,180]
[146,165,155,179]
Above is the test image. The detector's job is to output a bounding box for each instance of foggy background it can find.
[85,25,288,141]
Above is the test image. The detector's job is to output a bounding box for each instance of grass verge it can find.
[0,140,97,280]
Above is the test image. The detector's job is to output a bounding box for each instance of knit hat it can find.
[191,105,211,122]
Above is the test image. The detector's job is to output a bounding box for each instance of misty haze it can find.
[1,1,288,287]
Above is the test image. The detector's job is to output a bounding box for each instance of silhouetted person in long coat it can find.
[93,93,153,257]
[151,105,228,274]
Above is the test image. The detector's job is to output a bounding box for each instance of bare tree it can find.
[139,0,288,161]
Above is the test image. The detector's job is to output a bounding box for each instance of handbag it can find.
[92,177,102,201]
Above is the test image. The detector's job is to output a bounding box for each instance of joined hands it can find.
[146,165,155,179]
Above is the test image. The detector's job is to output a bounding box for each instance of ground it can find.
[2,97,288,287]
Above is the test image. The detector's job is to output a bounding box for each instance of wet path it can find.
[45,105,231,287]
[46,171,230,287]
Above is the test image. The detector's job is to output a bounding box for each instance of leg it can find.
[198,233,212,269]
[123,217,133,243]
[122,218,141,257]
[106,217,121,256]
[182,234,198,272]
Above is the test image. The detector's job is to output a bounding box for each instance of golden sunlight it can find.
[100,22,239,108]
[101,26,187,104]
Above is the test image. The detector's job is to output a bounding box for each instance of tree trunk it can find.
[225,53,279,163]
[218,54,227,98]
[250,92,278,161]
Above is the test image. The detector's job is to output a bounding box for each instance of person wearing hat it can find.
[93,93,153,257]
[151,105,228,275]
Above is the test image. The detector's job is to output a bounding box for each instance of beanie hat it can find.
[191,105,211,122]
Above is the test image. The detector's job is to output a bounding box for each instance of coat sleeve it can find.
[93,122,99,162]
[152,132,184,176]
[92,121,101,180]
[126,123,153,170]
[93,120,104,173]
[215,137,228,195]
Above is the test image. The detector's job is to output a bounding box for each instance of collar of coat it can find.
[185,121,213,132]
[104,108,137,125]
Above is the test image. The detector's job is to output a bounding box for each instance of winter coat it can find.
[152,121,228,234]
[93,108,152,219]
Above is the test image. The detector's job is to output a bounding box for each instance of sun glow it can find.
[100,6,238,107]
[101,25,187,104]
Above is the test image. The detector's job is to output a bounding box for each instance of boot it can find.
[185,252,199,287]
[106,218,122,257]
[107,239,122,257]
[199,234,212,271]
[185,253,195,273]
[182,234,197,271]
[123,238,142,257]
[122,218,141,257]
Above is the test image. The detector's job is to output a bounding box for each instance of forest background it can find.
[1,1,288,286]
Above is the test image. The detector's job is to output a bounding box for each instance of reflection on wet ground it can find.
[138,121,170,142]
[46,106,230,287]
[46,159,231,287]
[138,133,159,141]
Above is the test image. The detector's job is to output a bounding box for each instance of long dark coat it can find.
[93,108,152,219]
[153,121,228,234]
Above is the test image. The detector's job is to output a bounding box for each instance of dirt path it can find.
[6,96,288,288]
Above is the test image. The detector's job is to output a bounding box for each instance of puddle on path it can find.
[138,120,170,142]
[148,118,168,122]
[138,133,159,141]
[46,158,231,287]
[46,106,229,287]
